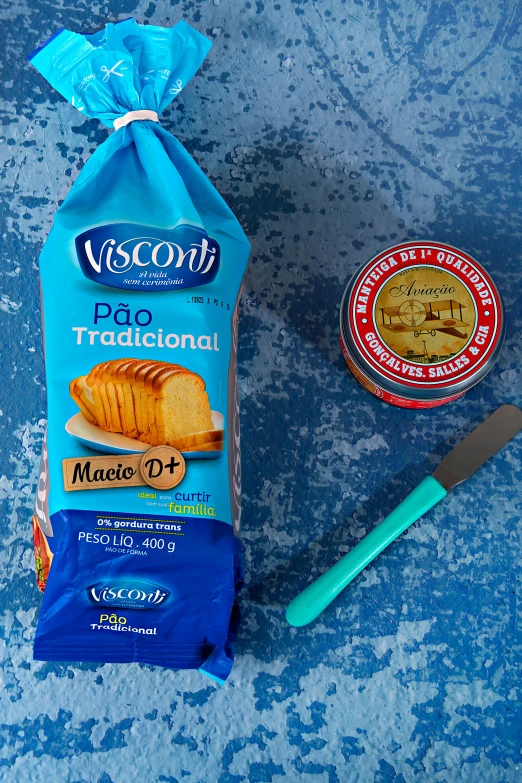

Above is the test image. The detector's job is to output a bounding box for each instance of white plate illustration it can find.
[66,411,224,459]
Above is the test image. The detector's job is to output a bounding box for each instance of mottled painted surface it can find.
[1,1,521,781]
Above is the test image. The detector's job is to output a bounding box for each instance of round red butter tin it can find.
[340,241,505,408]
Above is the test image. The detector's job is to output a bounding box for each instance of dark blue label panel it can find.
[75,223,221,291]
[34,509,243,681]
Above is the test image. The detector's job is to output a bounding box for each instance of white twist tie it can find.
[113,110,159,130]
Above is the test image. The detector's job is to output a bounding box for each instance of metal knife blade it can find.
[433,404,522,492]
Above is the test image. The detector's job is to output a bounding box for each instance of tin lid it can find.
[340,241,505,401]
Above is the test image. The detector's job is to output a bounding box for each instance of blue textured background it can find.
[1,2,521,781]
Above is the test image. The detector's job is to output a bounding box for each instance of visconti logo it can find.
[75,223,220,292]
[87,580,170,609]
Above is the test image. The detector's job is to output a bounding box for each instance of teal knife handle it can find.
[286,475,447,627]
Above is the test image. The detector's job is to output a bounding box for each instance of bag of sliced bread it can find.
[28,19,250,682]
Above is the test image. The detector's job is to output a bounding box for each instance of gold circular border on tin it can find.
[374,266,477,366]
[140,446,186,490]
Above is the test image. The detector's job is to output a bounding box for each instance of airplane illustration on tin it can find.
[379,298,469,340]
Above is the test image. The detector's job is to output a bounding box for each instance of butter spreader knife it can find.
[286,404,522,627]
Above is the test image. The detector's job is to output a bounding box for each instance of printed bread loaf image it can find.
[70,359,221,450]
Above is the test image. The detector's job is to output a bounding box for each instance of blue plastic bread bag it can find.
[28,19,250,683]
